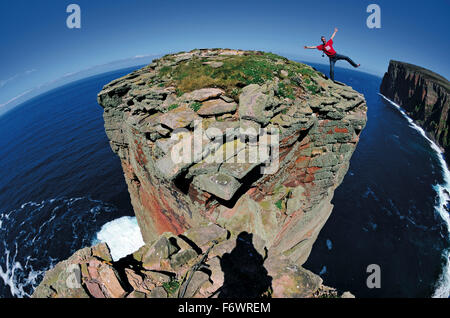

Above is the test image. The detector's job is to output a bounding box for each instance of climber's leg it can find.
[334,53,360,68]
[329,57,336,81]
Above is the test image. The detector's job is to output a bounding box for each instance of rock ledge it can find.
[33,49,367,298]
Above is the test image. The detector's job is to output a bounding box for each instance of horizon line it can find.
[0,52,383,116]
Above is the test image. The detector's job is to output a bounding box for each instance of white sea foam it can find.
[0,244,24,297]
[92,216,145,261]
[380,94,450,298]
[0,196,117,297]
[433,186,450,298]
[0,243,44,298]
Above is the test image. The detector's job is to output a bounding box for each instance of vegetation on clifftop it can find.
[156,50,320,99]
[34,49,368,299]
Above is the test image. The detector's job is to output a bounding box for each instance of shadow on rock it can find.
[218,232,272,298]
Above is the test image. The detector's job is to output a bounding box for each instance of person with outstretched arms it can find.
[304,28,360,81]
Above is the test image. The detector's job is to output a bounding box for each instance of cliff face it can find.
[33,49,366,298]
[380,60,450,156]
[96,49,367,264]
[33,232,342,298]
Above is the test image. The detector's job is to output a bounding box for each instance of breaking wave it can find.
[92,216,145,261]
[0,197,117,298]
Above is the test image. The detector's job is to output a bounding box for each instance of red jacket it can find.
[317,39,336,57]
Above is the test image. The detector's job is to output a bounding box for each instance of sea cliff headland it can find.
[380,60,450,162]
[33,49,367,298]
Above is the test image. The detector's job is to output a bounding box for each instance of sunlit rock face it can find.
[381,60,450,161]
[97,49,367,265]
[32,49,366,299]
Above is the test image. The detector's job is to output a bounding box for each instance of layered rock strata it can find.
[33,227,353,298]
[380,60,450,159]
[33,49,367,298]
[97,49,367,263]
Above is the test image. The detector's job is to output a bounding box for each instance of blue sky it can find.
[1,0,449,112]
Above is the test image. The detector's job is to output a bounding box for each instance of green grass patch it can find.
[159,66,172,77]
[306,84,320,95]
[162,280,180,296]
[230,88,241,100]
[298,67,316,78]
[278,82,295,99]
[157,53,317,96]
[275,199,283,210]
[263,52,287,62]
[190,102,202,112]
[175,88,184,97]
[168,104,179,111]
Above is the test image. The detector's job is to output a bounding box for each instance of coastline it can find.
[380,93,450,298]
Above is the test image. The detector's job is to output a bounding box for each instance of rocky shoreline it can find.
[33,49,367,298]
[33,229,352,298]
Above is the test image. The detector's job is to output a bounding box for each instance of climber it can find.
[304,28,360,81]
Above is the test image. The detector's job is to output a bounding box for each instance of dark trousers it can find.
[328,53,358,81]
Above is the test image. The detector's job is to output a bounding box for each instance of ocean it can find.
[0,63,448,298]
[0,67,144,297]
[304,63,450,298]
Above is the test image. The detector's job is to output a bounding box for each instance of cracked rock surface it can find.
[33,229,351,298]
[33,49,366,298]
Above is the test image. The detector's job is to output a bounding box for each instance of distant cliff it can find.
[380,60,450,160]
[33,49,366,298]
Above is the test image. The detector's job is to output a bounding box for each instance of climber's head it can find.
[321,36,326,44]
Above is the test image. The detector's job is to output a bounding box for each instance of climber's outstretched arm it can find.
[330,28,338,40]
[304,46,318,49]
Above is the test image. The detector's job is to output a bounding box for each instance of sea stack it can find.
[380,60,450,161]
[33,49,367,298]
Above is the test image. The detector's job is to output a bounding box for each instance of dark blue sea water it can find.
[0,63,448,298]
[0,67,141,297]
[304,63,450,298]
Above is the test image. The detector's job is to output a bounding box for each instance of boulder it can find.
[157,105,201,130]
[219,148,262,180]
[280,70,289,78]
[182,271,210,298]
[265,256,322,298]
[145,271,172,284]
[198,99,237,116]
[192,173,242,201]
[239,84,276,125]
[205,121,240,140]
[148,286,168,298]
[341,291,356,298]
[98,265,127,298]
[91,243,113,263]
[141,236,178,269]
[170,249,198,268]
[186,160,220,179]
[127,291,147,298]
[182,88,225,102]
[203,61,224,68]
[184,223,228,250]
